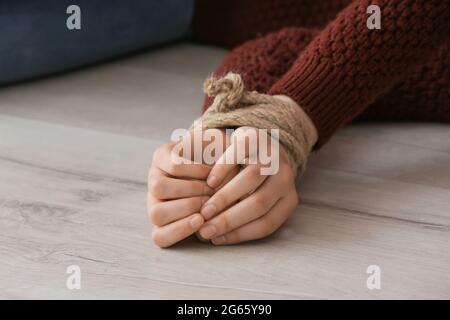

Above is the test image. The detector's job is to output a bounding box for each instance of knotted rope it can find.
[192,72,316,176]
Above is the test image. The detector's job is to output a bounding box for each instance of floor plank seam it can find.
[307,165,450,192]
[84,272,316,299]
[302,199,450,231]
[338,130,450,154]
[0,155,146,188]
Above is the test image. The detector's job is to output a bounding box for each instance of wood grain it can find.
[0,44,448,299]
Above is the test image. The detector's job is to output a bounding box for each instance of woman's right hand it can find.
[147,129,235,248]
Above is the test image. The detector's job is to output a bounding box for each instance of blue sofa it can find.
[0,0,193,85]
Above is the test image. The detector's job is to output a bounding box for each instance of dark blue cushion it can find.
[0,0,194,85]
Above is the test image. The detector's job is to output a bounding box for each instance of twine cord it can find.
[193,72,316,176]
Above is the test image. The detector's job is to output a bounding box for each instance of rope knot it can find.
[195,72,317,175]
[204,72,245,112]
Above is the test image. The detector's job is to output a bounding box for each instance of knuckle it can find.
[187,196,203,213]
[252,194,270,212]
[211,192,228,209]
[202,183,213,196]
[166,161,180,176]
[149,178,165,199]
[152,146,163,162]
[194,181,208,196]
[246,165,262,180]
[218,215,231,233]
[148,204,164,226]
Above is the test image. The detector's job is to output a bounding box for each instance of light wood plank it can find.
[0,43,227,141]
[1,115,449,227]
[0,44,449,299]
[0,116,449,299]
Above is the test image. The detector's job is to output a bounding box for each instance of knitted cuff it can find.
[190,72,316,176]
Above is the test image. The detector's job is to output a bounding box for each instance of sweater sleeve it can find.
[201,27,319,113]
[192,0,349,48]
[268,0,450,148]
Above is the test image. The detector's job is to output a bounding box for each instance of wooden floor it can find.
[0,43,449,299]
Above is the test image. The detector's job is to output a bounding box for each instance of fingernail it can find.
[200,203,216,219]
[207,175,218,188]
[200,224,217,239]
[189,215,203,229]
[212,236,227,245]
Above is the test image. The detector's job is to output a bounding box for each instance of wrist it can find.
[272,95,318,149]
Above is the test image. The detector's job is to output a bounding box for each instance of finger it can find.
[200,164,268,220]
[151,213,204,248]
[213,164,240,192]
[154,143,212,180]
[178,128,230,164]
[148,164,165,190]
[148,173,214,200]
[211,191,298,245]
[147,194,209,227]
[206,127,258,188]
[198,173,285,240]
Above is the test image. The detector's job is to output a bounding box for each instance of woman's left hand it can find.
[198,127,299,245]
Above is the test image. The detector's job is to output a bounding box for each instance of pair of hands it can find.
[147,127,299,248]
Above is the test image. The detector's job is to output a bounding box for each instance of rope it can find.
[192,72,316,176]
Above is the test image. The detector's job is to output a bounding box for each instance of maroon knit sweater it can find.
[193,0,449,148]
